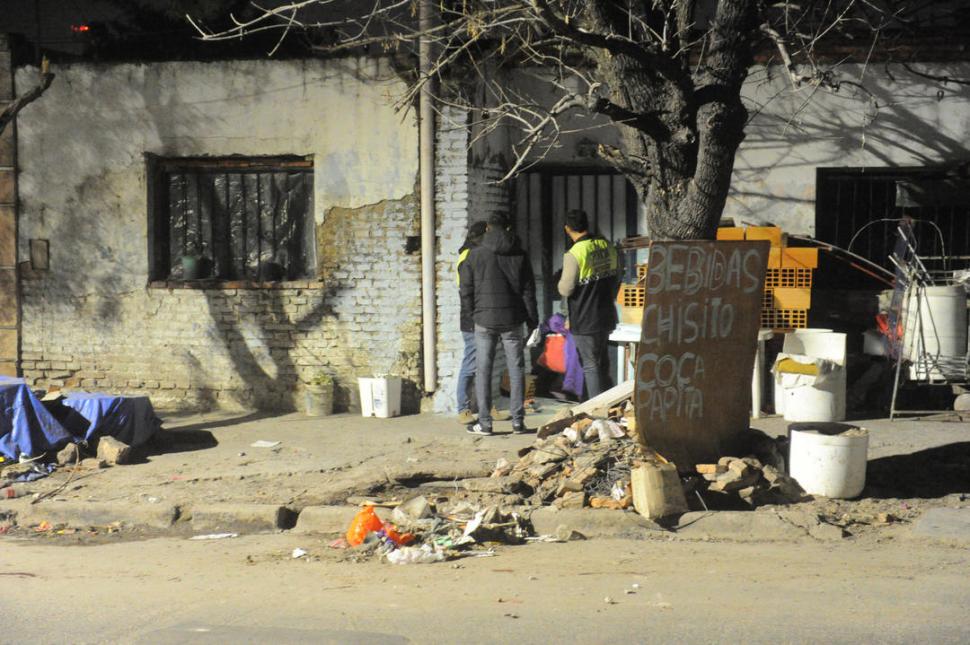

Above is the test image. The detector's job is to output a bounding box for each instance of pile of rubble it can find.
[694,455,806,507]
[495,417,642,509]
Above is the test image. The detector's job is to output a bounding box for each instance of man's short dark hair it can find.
[468,220,487,237]
[487,213,511,230]
[565,209,589,233]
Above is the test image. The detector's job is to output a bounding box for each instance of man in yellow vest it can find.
[557,209,619,399]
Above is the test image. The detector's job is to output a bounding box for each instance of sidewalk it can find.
[2,405,968,544]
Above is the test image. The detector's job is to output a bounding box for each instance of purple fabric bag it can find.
[545,314,584,398]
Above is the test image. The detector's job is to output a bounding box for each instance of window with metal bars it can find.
[815,166,970,282]
[148,155,315,281]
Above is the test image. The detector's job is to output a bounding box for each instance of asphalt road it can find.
[2,531,969,644]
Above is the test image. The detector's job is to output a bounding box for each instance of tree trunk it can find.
[587,0,756,241]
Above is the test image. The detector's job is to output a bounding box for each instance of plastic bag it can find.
[346,506,385,546]
[385,544,446,565]
[346,505,415,547]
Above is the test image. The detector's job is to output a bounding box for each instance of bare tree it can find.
[189,1,961,240]
[0,58,54,138]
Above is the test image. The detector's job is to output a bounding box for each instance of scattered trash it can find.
[604,596,616,605]
[385,544,446,565]
[328,537,350,549]
[33,521,53,532]
[14,463,56,483]
[292,548,308,559]
[189,532,238,540]
[250,440,281,449]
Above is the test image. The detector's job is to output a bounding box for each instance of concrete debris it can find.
[96,436,133,465]
[631,462,689,519]
[700,455,807,506]
[56,443,81,466]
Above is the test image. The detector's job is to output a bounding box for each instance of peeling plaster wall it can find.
[15,57,423,411]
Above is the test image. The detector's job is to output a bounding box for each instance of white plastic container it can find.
[773,330,847,422]
[358,376,402,418]
[789,427,868,498]
[903,285,968,381]
[775,370,846,422]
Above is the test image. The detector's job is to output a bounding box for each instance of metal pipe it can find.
[419,0,437,394]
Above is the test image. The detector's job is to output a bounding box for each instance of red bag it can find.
[537,334,566,374]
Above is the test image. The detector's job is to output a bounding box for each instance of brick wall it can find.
[0,35,17,377]
[433,106,471,412]
[20,196,423,412]
[433,106,521,413]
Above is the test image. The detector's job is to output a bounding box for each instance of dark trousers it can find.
[474,325,525,429]
[573,330,613,399]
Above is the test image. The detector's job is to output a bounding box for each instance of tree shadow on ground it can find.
[864,442,970,499]
[145,428,219,456]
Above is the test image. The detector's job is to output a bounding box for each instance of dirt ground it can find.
[3,407,970,641]
[3,404,969,544]
[2,530,969,644]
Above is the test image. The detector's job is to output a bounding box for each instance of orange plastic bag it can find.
[346,506,385,546]
[537,334,566,373]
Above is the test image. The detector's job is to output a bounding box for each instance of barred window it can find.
[148,156,315,281]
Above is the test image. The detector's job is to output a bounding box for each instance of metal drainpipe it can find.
[419,0,437,394]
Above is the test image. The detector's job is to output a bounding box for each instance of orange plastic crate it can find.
[760,308,808,330]
[765,268,813,288]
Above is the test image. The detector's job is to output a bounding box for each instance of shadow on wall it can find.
[729,66,970,223]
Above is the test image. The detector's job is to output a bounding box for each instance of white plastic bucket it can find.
[358,377,402,418]
[789,427,868,498]
[776,369,846,422]
[904,285,968,380]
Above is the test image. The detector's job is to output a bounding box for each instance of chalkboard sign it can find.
[635,240,769,469]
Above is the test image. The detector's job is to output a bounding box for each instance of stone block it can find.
[97,436,134,465]
[631,462,688,519]
[191,503,294,532]
[0,360,16,377]
[0,204,13,266]
[293,505,360,534]
[57,443,81,466]
[0,327,16,360]
[14,501,178,530]
[0,168,14,204]
[0,268,16,326]
[0,126,14,167]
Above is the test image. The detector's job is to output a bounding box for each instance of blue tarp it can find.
[61,393,161,447]
[0,377,76,460]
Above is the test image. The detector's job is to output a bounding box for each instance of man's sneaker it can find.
[491,407,511,421]
[512,422,533,435]
[457,409,476,424]
[466,422,493,436]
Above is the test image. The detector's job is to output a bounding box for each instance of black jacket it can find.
[459,229,538,331]
[456,240,476,333]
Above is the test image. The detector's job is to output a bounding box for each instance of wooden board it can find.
[634,240,769,469]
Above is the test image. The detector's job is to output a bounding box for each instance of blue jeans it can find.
[456,331,476,411]
[475,324,525,429]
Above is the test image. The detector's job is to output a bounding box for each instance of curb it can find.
[293,505,360,534]
[190,503,296,532]
[11,500,178,530]
[673,510,808,542]
[908,507,970,546]
[528,507,659,539]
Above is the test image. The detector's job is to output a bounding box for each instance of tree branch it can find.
[0,60,55,137]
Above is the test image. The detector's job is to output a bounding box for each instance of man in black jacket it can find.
[458,214,538,435]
